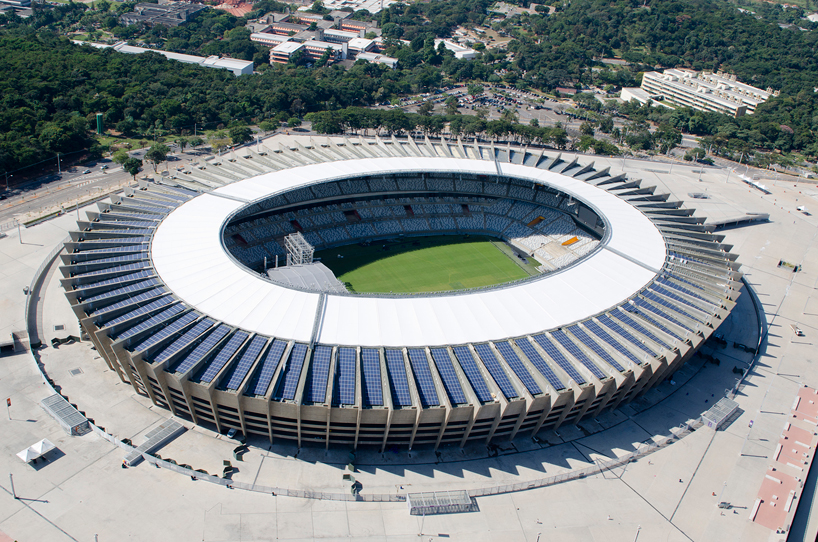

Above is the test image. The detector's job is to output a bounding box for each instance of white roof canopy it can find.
[150,158,666,347]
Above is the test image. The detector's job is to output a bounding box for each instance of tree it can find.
[144,144,170,172]
[580,121,595,136]
[500,108,519,124]
[112,150,129,164]
[122,157,142,180]
[189,137,204,149]
[467,83,484,97]
[445,95,460,115]
[418,100,434,116]
[229,125,253,145]
[287,117,302,128]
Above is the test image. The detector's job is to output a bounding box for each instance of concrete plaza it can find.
[1,136,817,541]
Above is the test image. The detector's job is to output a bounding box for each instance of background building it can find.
[635,69,777,117]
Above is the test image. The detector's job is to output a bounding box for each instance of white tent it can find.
[16,447,38,463]
[30,439,55,456]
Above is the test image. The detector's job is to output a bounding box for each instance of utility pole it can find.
[57,153,60,174]
[17,220,22,244]
[9,473,16,499]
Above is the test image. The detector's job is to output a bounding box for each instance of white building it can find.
[434,39,478,59]
[640,69,777,117]
[71,40,254,76]
[355,52,398,68]
[250,32,292,47]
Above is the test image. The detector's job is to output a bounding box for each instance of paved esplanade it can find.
[1,135,816,541]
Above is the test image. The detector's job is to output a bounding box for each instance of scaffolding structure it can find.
[285,232,314,266]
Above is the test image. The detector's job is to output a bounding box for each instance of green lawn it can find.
[316,235,531,294]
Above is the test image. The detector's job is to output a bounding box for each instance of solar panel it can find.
[583,319,643,366]
[526,336,576,387]
[650,284,712,315]
[96,220,156,228]
[76,270,154,292]
[472,344,518,399]
[91,228,154,236]
[642,291,704,323]
[274,343,308,400]
[305,346,332,403]
[551,330,607,380]
[81,253,149,267]
[408,349,439,407]
[361,349,383,406]
[77,244,149,256]
[334,347,356,405]
[385,350,412,407]
[158,319,216,368]
[175,324,231,374]
[430,349,467,405]
[568,325,625,372]
[664,271,708,292]
[117,304,185,341]
[492,342,542,395]
[90,287,166,317]
[118,203,167,213]
[615,309,672,348]
[82,279,160,304]
[452,346,493,402]
[74,262,151,279]
[223,335,267,391]
[248,339,287,396]
[631,298,692,332]
[623,303,684,340]
[657,276,714,304]
[199,331,248,383]
[100,297,172,328]
[597,314,656,357]
[130,310,197,352]
[83,236,150,244]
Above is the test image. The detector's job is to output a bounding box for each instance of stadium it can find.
[61,136,741,451]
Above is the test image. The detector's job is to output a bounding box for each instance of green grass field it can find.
[316,235,533,294]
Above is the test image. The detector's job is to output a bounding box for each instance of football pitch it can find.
[316,235,534,293]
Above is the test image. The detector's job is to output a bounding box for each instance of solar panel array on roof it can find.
[361,349,383,407]
[248,339,287,396]
[385,350,412,407]
[657,276,713,304]
[74,262,151,279]
[525,336,575,387]
[452,346,493,403]
[275,343,308,401]
[568,325,624,372]
[151,318,214,365]
[96,220,155,229]
[623,304,684,341]
[430,349,467,405]
[77,270,154,291]
[199,331,248,383]
[597,314,655,357]
[334,347,356,405]
[650,284,711,315]
[614,309,672,348]
[176,324,231,374]
[82,278,159,304]
[84,253,149,266]
[82,236,151,244]
[305,346,332,403]
[551,330,607,380]
[101,297,172,328]
[642,291,702,323]
[493,341,542,395]
[90,287,166,317]
[583,319,641,365]
[631,298,692,332]
[131,311,198,352]
[472,344,518,399]
[118,304,186,340]
[223,335,267,391]
[408,349,439,407]
[79,244,149,256]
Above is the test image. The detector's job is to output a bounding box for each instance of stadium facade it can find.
[61,137,741,450]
